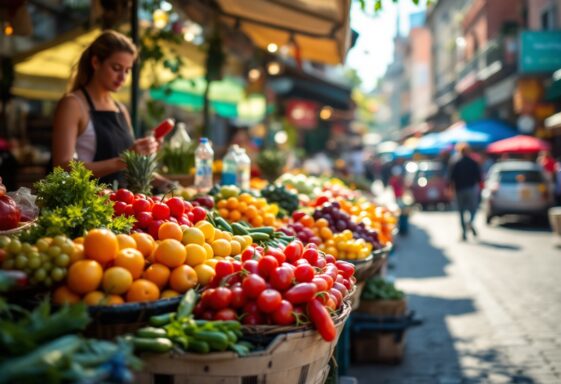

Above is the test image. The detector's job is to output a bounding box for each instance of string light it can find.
[3,23,13,36]
[320,106,333,120]
[267,61,282,76]
[267,43,278,53]
[248,68,262,81]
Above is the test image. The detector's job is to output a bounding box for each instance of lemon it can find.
[211,239,232,257]
[230,240,242,256]
[182,227,205,246]
[185,244,207,267]
[195,220,215,243]
[203,243,214,259]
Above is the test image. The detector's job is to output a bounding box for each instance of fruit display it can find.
[260,184,299,216]
[0,193,21,230]
[121,150,158,195]
[277,173,322,198]
[213,186,282,228]
[194,240,356,341]
[337,198,397,246]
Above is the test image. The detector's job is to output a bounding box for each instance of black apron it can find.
[82,88,134,187]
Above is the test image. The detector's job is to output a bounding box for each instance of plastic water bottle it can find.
[194,137,214,193]
[221,145,239,186]
[236,147,251,190]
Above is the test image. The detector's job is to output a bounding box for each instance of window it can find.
[541,4,558,30]
[499,170,544,184]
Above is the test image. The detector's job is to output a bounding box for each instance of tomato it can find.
[242,259,259,275]
[166,197,185,218]
[243,301,260,315]
[265,247,286,264]
[284,283,317,304]
[183,200,193,213]
[311,277,328,292]
[335,261,355,279]
[333,282,349,298]
[242,312,265,325]
[314,195,329,207]
[200,289,214,308]
[294,264,314,283]
[178,214,192,226]
[325,254,336,264]
[124,204,135,217]
[202,310,215,320]
[257,289,282,313]
[257,256,279,279]
[329,288,343,309]
[135,211,153,229]
[193,301,205,317]
[113,201,127,216]
[152,203,171,220]
[214,308,237,321]
[315,257,326,269]
[272,300,295,325]
[215,260,234,281]
[208,287,232,310]
[295,258,310,266]
[191,206,207,223]
[325,295,337,311]
[232,260,242,273]
[309,236,322,246]
[317,274,334,290]
[109,193,117,201]
[302,248,319,265]
[133,198,151,214]
[116,188,134,204]
[292,212,306,222]
[307,298,336,341]
[148,220,164,239]
[269,266,294,291]
[230,286,246,309]
[283,241,303,263]
[324,265,339,281]
[241,246,260,262]
[242,274,267,299]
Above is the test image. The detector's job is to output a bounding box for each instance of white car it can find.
[481,160,554,224]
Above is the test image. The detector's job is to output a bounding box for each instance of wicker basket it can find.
[84,295,182,339]
[0,221,35,237]
[346,254,374,282]
[136,302,352,384]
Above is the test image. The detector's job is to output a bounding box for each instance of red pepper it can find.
[153,118,175,140]
[307,298,336,341]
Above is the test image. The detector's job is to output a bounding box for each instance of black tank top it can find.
[81,88,134,187]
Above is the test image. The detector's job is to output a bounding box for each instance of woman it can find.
[52,30,158,186]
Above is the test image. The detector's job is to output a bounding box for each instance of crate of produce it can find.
[356,276,405,316]
[136,302,352,384]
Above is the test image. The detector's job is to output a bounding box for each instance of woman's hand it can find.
[131,136,158,155]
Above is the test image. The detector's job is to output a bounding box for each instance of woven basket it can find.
[346,254,374,282]
[0,221,35,237]
[136,302,352,384]
[85,295,182,339]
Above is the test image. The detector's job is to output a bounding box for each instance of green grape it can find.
[14,254,28,269]
[36,238,51,253]
[0,235,11,248]
[21,243,34,254]
[61,241,75,255]
[39,252,49,263]
[44,277,53,287]
[28,256,41,269]
[42,261,53,272]
[7,239,22,254]
[28,250,40,259]
[52,235,67,247]
[34,268,47,282]
[51,267,65,282]
[47,246,62,258]
[2,259,15,270]
[55,253,70,268]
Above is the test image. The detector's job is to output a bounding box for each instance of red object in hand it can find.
[153,118,175,140]
[0,195,21,230]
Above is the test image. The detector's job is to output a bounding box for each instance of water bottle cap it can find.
[199,137,208,144]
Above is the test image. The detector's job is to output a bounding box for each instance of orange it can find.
[204,258,219,269]
[226,197,239,210]
[212,239,232,257]
[126,279,160,302]
[300,215,314,228]
[245,205,258,219]
[181,227,205,246]
[229,210,242,222]
[69,243,85,264]
[250,215,263,227]
[263,213,275,226]
[83,229,119,265]
[73,236,84,245]
[102,266,133,295]
[114,248,145,279]
[315,218,329,228]
[52,285,81,305]
[218,208,229,219]
[216,200,228,209]
[83,291,105,306]
[161,289,180,299]
[154,239,187,268]
[158,222,183,241]
[320,227,333,240]
[105,294,125,305]
[116,234,137,250]
[185,244,207,267]
[169,265,198,293]
[237,202,248,214]
[239,193,253,203]
[195,221,215,243]
[131,232,156,259]
[142,263,170,290]
[67,260,103,294]
[194,264,216,286]
[203,243,214,259]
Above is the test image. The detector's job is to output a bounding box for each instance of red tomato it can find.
[214,308,237,321]
[232,260,242,273]
[132,198,151,214]
[152,202,171,220]
[333,282,349,298]
[265,247,286,264]
[269,266,295,291]
[116,188,134,204]
[148,220,164,239]
[109,193,117,201]
[241,246,260,262]
[325,254,336,264]
[324,265,339,281]
[257,256,279,279]
[113,201,127,216]
[166,197,185,218]
[242,274,267,299]
[272,300,295,325]
[294,264,314,283]
[242,312,265,325]
[329,288,343,309]
[312,277,328,292]
[257,289,282,313]
[243,301,260,315]
[135,211,153,229]
[315,257,327,269]
[191,206,207,223]
[183,200,193,213]
[242,259,259,275]
[200,288,215,308]
[295,258,310,266]
[201,310,215,320]
[178,214,192,226]
[307,298,336,341]
[215,260,234,281]
[302,248,319,265]
[284,283,317,304]
[325,296,337,311]
[318,274,334,290]
[124,204,135,217]
[230,286,246,309]
[283,241,303,263]
[335,260,355,279]
[292,212,306,222]
[193,302,205,317]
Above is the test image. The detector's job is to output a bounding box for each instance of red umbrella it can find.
[487,135,551,154]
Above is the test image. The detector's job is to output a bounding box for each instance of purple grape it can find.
[331,201,340,209]
[336,220,347,232]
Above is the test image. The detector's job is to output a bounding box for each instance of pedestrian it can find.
[51,30,159,186]
[537,150,556,182]
[448,143,482,241]
[389,165,405,201]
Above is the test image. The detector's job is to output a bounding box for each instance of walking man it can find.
[448,143,482,241]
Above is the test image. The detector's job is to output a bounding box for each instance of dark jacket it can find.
[449,155,481,191]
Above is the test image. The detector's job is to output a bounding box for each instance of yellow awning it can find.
[180,0,352,65]
[12,28,207,101]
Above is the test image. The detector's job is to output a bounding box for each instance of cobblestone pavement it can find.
[348,209,561,384]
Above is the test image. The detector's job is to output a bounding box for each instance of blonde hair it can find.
[70,30,137,92]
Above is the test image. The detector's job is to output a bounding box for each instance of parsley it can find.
[21,161,134,242]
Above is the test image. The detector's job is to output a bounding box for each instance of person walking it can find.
[448,143,482,241]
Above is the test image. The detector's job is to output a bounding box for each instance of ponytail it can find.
[69,30,137,92]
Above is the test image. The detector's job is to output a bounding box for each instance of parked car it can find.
[406,161,451,209]
[481,160,554,224]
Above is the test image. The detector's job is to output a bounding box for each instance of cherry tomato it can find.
[302,248,319,265]
[191,206,207,223]
[124,204,135,217]
[230,286,246,309]
[325,295,337,311]
[295,258,310,266]
[113,201,127,216]
[333,282,349,298]
[317,274,334,290]
[307,298,336,341]
[265,247,286,264]
[284,241,303,263]
[329,288,343,309]
[312,277,328,292]
[242,274,267,299]
[325,254,336,264]
[183,200,193,213]
[294,264,314,283]
[200,288,215,308]
[292,212,306,222]
[109,193,117,201]
[148,220,164,239]
[135,211,153,229]
[193,302,205,317]
[257,289,282,313]
[315,257,327,269]
[242,259,259,275]
[257,256,279,279]
[335,260,355,279]
[116,188,134,204]
[202,310,215,320]
[152,202,171,220]
[178,214,192,226]
[166,197,185,218]
[284,283,317,304]
[215,260,234,282]
[324,265,339,281]
[241,246,260,262]
[272,300,295,325]
[243,301,260,315]
[187,211,195,222]
[269,266,295,291]
[133,198,151,214]
[214,308,237,321]
[232,260,242,273]
[242,312,265,325]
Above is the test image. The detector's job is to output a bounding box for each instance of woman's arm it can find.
[52,95,126,178]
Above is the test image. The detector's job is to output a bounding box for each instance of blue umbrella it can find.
[415,133,450,155]
[439,128,490,146]
[465,119,517,142]
[394,146,414,158]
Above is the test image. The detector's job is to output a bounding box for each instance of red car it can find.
[406,161,451,209]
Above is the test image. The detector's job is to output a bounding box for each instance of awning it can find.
[177,0,352,65]
[12,28,207,101]
[487,135,551,154]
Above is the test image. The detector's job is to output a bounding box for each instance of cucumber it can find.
[250,232,270,241]
[215,217,233,233]
[177,289,198,320]
[194,331,229,351]
[136,327,168,339]
[232,222,250,235]
[132,337,173,353]
[149,312,175,327]
[187,339,210,354]
[247,226,275,235]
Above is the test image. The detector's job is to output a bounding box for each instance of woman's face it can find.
[92,51,134,92]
